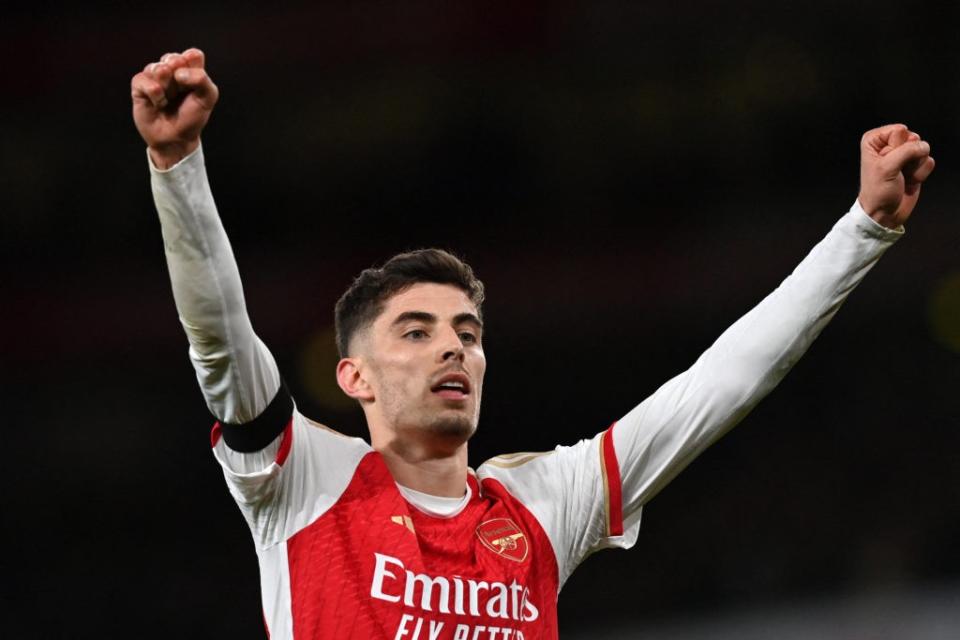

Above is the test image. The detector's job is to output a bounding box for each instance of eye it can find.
[404,329,429,341]
[459,331,478,344]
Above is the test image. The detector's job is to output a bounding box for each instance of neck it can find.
[373,436,469,498]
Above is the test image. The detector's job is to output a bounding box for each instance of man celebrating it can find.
[132,49,934,639]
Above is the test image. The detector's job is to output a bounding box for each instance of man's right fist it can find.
[131,48,219,170]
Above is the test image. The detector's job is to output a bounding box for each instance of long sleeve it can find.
[150,145,280,425]
[613,201,904,525]
[478,202,906,588]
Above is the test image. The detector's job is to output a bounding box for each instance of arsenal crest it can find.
[476,518,529,563]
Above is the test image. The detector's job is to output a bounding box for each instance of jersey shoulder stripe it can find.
[599,423,623,537]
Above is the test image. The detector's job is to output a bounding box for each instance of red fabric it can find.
[285,453,560,639]
[210,422,222,448]
[274,419,293,466]
[602,424,624,536]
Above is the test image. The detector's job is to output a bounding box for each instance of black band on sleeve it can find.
[219,382,294,453]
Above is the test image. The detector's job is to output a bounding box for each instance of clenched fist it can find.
[858,124,935,229]
[131,48,219,170]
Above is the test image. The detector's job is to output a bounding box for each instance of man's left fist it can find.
[858,124,935,229]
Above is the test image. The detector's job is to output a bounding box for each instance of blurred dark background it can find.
[3,1,959,637]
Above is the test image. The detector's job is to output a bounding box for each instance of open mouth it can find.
[431,373,471,400]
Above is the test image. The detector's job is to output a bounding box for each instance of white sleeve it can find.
[151,148,376,550]
[149,145,279,424]
[479,431,623,590]
[482,203,903,590]
[211,410,373,549]
[613,201,904,522]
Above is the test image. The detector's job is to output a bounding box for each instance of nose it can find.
[442,346,465,362]
[438,327,465,363]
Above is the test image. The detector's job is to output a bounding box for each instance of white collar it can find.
[396,482,472,518]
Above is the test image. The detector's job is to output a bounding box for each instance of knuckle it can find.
[183,47,205,67]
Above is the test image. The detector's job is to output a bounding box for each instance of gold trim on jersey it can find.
[303,416,352,438]
[599,431,612,538]
[493,451,544,459]
[483,451,553,469]
[390,515,416,534]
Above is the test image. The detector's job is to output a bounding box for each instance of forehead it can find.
[377,282,478,325]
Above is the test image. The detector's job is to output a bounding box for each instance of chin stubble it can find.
[424,414,476,441]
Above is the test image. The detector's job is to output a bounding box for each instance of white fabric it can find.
[150,145,279,424]
[397,483,472,517]
[258,541,293,640]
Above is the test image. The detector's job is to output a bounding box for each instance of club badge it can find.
[476,518,529,563]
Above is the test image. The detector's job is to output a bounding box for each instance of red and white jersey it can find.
[212,406,631,640]
[150,145,905,639]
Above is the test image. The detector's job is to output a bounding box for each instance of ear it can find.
[336,357,374,402]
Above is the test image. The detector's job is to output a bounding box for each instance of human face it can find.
[361,282,486,445]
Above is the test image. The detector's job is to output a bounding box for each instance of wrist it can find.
[867,211,901,230]
[148,139,200,170]
[857,194,901,230]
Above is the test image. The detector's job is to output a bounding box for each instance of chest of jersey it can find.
[285,453,559,639]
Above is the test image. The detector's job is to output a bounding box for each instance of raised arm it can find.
[611,125,935,522]
[132,49,283,430]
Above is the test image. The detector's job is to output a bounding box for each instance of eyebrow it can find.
[453,312,483,330]
[391,311,437,327]
[391,311,484,330]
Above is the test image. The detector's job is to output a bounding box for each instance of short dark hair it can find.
[334,248,485,357]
